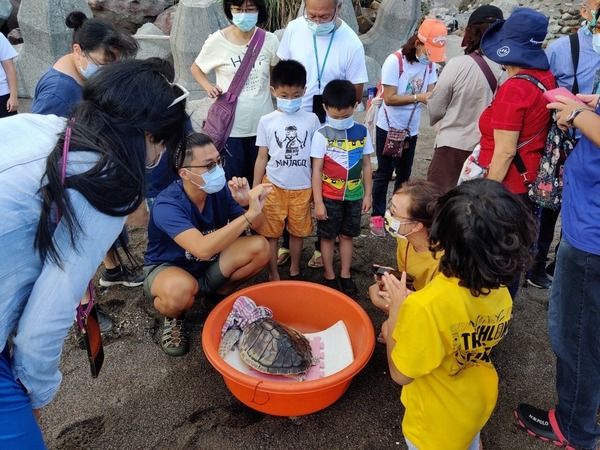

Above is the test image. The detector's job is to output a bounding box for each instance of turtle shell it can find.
[239,318,313,375]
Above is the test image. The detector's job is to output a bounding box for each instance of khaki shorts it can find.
[143,259,227,300]
[255,177,313,238]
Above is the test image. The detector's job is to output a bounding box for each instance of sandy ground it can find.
[36,106,558,450]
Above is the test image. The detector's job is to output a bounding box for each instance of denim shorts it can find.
[143,259,227,300]
[317,198,362,239]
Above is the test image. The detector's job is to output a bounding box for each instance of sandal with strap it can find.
[277,247,290,266]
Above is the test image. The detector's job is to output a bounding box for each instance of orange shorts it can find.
[256,177,313,238]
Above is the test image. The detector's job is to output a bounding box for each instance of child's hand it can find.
[314,202,328,220]
[577,94,600,109]
[362,196,372,213]
[369,282,389,314]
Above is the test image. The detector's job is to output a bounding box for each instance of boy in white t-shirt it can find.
[0,33,18,118]
[253,60,321,280]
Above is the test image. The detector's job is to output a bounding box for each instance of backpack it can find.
[511,74,576,210]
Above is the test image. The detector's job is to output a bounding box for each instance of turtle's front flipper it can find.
[218,328,242,358]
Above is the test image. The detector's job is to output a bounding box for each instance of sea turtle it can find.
[219,296,313,376]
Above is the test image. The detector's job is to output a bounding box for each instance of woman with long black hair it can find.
[0,58,188,449]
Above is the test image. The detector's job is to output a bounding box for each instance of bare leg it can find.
[151,267,198,318]
[219,235,270,282]
[103,248,119,270]
[289,235,303,277]
[339,234,353,279]
[267,237,280,281]
[320,237,336,280]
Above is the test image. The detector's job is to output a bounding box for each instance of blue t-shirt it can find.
[31,68,82,118]
[144,180,245,274]
[562,106,600,256]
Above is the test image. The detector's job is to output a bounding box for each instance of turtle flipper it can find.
[219,328,242,358]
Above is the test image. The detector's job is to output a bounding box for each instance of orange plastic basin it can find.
[202,281,375,416]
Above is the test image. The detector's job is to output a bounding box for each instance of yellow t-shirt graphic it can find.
[391,274,512,450]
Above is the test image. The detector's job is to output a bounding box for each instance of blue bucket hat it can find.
[481,7,549,70]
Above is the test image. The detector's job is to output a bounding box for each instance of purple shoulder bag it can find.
[203,28,266,151]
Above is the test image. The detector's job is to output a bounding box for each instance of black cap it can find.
[468,5,504,26]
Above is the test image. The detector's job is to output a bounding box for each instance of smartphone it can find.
[372,264,402,280]
[82,304,104,378]
[543,87,585,105]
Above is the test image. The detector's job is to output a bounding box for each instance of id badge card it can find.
[312,95,326,124]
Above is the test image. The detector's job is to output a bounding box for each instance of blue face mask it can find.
[276,97,302,114]
[186,165,226,194]
[80,60,99,79]
[417,53,430,65]
[326,115,354,130]
[306,17,336,36]
[232,12,258,32]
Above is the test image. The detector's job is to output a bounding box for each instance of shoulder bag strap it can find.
[469,52,498,93]
[508,74,549,179]
[569,33,580,94]
[224,28,266,102]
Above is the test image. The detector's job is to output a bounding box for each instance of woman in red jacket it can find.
[478,7,557,298]
[478,8,556,196]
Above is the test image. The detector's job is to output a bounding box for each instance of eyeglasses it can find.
[183,157,222,172]
[231,6,258,13]
[168,82,190,108]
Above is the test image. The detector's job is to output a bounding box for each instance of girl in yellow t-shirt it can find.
[379,179,537,450]
[369,180,442,314]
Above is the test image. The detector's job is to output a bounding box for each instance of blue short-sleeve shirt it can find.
[144,180,245,274]
[31,68,82,118]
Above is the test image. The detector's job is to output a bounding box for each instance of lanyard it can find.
[313,28,336,91]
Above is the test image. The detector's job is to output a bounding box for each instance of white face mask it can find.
[384,210,417,240]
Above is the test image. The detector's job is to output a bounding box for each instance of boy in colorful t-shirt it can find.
[311,80,373,295]
[379,179,536,450]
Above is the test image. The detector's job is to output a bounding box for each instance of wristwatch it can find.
[565,108,586,127]
[413,94,418,103]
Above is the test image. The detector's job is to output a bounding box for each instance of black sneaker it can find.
[99,266,143,288]
[514,404,578,449]
[96,305,114,333]
[322,277,340,291]
[339,277,358,296]
[527,270,552,289]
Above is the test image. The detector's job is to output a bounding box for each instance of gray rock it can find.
[364,55,381,91]
[186,97,214,131]
[134,22,172,64]
[88,0,175,34]
[297,0,359,34]
[490,0,520,17]
[154,4,177,35]
[361,0,421,66]
[16,0,93,98]
[170,0,229,100]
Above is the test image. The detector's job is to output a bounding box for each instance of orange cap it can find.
[417,18,448,63]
